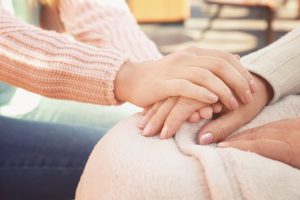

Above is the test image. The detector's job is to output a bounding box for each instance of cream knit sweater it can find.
[0,0,299,106]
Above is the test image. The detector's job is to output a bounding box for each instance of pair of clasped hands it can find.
[115,47,300,169]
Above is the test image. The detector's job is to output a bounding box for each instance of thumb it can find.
[197,111,245,145]
[218,139,292,165]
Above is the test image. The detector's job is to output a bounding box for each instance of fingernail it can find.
[230,97,239,110]
[208,94,218,103]
[202,110,213,119]
[138,117,147,129]
[244,90,253,104]
[142,123,152,136]
[234,54,240,60]
[214,105,222,113]
[249,79,257,93]
[160,125,168,139]
[218,142,230,147]
[199,133,213,145]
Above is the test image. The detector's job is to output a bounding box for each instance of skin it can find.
[140,73,270,141]
[218,118,300,169]
[115,47,256,108]
[197,74,273,144]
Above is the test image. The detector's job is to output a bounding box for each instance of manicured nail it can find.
[202,110,213,119]
[214,105,222,113]
[230,97,239,110]
[199,133,213,145]
[208,94,218,103]
[142,124,152,136]
[249,79,257,93]
[218,142,230,147]
[160,125,168,139]
[234,54,240,60]
[244,90,253,104]
[138,117,147,129]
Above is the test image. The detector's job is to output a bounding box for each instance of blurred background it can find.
[128,0,300,56]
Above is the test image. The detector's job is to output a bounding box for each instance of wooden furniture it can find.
[127,0,191,23]
[204,0,278,43]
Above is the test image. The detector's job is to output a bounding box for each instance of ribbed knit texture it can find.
[59,0,162,62]
[0,0,161,105]
[242,27,300,104]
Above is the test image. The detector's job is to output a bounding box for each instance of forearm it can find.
[58,0,162,62]
[242,28,300,104]
[0,6,127,105]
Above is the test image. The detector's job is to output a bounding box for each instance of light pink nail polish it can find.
[160,125,168,139]
[199,133,213,145]
[143,124,152,136]
[230,97,239,110]
[214,105,222,113]
[138,117,147,129]
[208,94,218,103]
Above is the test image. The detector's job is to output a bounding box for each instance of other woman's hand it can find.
[197,74,273,145]
[138,97,222,139]
[218,118,300,169]
[115,47,256,108]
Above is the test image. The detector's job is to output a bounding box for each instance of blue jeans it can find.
[0,116,106,200]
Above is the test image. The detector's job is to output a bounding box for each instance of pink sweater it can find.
[0,0,161,105]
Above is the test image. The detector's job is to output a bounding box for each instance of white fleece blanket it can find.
[76,95,300,200]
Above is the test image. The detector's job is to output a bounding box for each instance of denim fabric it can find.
[0,116,106,200]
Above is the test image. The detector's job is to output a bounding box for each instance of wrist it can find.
[114,61,138,102]
[252,74,274,105]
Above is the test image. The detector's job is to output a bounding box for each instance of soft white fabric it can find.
[76,95,300,200]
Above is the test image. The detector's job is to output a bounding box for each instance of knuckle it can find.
[222,51,234,61]
[200,69,213,81]
[254,140,265,152]
[213,119,229,141]
[214,59,228,72]
[169,52,187,63]
[251,128,264,139]
[284,142,295,166]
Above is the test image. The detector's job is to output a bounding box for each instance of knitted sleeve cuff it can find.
[241,27,300,104]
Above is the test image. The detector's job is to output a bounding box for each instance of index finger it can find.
[188,47,256,93]
[161,98,207,139]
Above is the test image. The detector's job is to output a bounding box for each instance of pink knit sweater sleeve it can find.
[58,0,162,62]
[0,3,128,105]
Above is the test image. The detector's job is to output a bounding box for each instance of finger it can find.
[218,139,293,166]
[234,54,240,60]
[188,112,201,123]
[164,79,219,104]
[162,98,207,139]
[141,106,151,115]
[143,97,177,137]
[199,56,253,105]
[199,106,213,119]
[187,47,256,93]
[197,110,247,145]
[174,67,239,110]
[138,101,163,129]
[211,102,223,113]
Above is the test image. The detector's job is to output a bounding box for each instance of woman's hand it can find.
[197,74,273,145]
[218,118,300,169]
[115,47,256,108]
[138,97,222,139]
